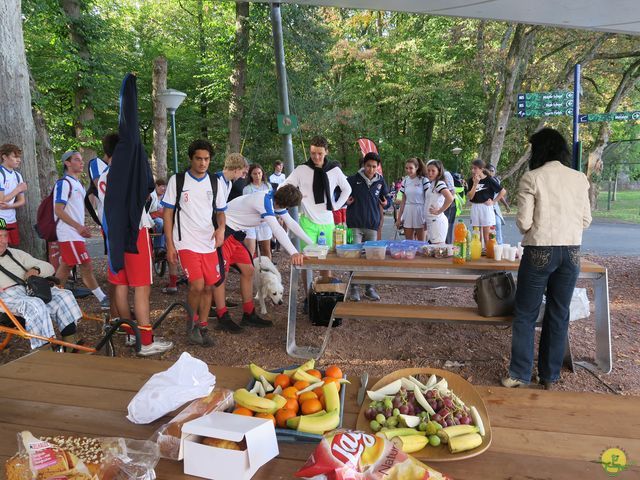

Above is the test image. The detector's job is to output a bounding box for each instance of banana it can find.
[285,410,327,429]
[297,409,340,435]
[293,368,320,383]
[448,432,483,453]
[322,382,340,413]
[248,363,278,383]
[376,428,425,440]
[437,425,479,444]
[392,434,429,453]
[234,388,286,413]
[283,359,315,377]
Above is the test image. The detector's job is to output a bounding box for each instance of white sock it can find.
[92,287,106,302]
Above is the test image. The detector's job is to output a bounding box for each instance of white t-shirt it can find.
[269,172,286,187]
[162,172,218,253]
[0,166,24,223]
[424,180,447,219]
[97,167,153,230]
[400,176,430,205]
[280,164,352,225]
[215,171,233,210]
[226,190,313,255]
[54,175,86,242]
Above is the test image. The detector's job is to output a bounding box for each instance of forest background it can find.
[3,0,640,254]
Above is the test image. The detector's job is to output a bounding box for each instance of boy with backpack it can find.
[52,151,109,309]
[0,144,27,247]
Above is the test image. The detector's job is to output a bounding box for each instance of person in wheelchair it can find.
[0,219,81,349]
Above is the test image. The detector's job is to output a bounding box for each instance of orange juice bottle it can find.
[486,226,496,259]
[453,220,467,264]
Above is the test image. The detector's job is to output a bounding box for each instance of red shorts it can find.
[333,208,347,225]
[178,249,221,286]
[108,229,153,287]
[6,222,19,247]
[58,241,91,266]
[221,235,253,273]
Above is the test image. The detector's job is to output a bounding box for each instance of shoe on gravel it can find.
[240,310,273,328]
[215,312,244,334]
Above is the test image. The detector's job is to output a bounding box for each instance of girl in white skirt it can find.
[467,159,506,248]
[242,164,273,259]
[395,157,429,240]
[424,160,454,244]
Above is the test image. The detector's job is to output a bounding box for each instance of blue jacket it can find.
[346,170,388,230]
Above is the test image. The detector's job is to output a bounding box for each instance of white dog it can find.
[253,256,284,315]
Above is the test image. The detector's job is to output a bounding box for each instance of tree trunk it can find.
[152,56,168,180]
[227,1,249,153]
[423,114,435,160]
[0,0,44,257]
[30,73,57,195]
[61,0,96,159]
[197,0,208,138]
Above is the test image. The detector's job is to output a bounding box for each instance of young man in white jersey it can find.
[98,134,172,356]
[54,151,108,309]
[269,160,287,188]
[162,140,231,346]
[0,144,27,247]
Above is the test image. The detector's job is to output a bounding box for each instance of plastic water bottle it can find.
[317,231,327,246]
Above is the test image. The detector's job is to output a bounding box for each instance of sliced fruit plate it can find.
[355,367,491,461]
[241,360,348,442]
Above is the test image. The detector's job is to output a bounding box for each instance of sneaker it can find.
[501,376,529,388]
[364,286,380,301]
[124,335,136,347]
[535,375,555,390]
[153,337,173,348]
[349,287,361,302]
[302,298,309,314]
[162,286,178,294]
[208,307,218,318]
[99,296,110,311]
[199,327,214,347]
[137,340,173,356]
[216,312,244,334]
[241,310,273,328]
[188,324,204,345]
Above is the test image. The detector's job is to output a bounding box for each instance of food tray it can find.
[336,243,363,258]
[355,367,491,461]
[247,366,347,443]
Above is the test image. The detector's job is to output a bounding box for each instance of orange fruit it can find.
[300,398,323,415]
[282,386,299,399]
[298,391,318,403]
[293,380,310,391]
[306,369,322,379]
[325,365,343,379]
[284,397,299,413]
[233,407,254,417]
[265,392,275,400]
[274,373,291,389]
[323,377,341,393]
[275,408,297,428]
[255,412,276,426]
[318,394,326,409]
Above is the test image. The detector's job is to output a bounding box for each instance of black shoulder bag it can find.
[473,271,516,317]
[0,252,53,303]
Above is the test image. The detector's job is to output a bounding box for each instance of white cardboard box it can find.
[180,411,279,480]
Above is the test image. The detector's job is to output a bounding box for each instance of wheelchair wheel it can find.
[154,258,167,277]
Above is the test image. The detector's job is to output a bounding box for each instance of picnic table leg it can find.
[576,271,612,374]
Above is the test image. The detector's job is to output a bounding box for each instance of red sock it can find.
[168,274,178,288]
[216,307,228,318]
[199,319,208,328]
[139,325,153,346]
[120,323,135,336]
[193,313,199,324]
[242,301,254,314]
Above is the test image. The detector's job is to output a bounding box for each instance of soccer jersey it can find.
[0,166,24,223]
[54,175,86,242]
[269,172,286,187]
[400,175,429,205]
[424,180,447,219]
[162,171,217,253]
[215,171,233,209]
[225,190,313,255]
[88,157,108,184]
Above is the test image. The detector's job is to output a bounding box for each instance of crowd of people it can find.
[0,128,591,389]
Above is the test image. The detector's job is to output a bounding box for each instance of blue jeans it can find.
[494,213,504,244]
[509,245,580,383]
[153,218,165,250]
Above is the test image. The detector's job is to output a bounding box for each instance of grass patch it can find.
[594,190,640,224]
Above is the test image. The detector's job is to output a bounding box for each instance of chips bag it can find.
[295,430,452,480]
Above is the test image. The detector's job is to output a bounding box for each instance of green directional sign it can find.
[578,111,640,123]
[517,91,574,118]
[277,114,299,134]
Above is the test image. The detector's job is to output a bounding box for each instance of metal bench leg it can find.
[562,331,574,372]
[286,267,321,359]
[313,272,354,361]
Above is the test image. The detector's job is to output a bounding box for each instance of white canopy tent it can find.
[253,0,640,35]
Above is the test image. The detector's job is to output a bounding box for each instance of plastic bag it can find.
[97,438,160,480]
[536,287,591,323]
[295,430,452,480]
[127,352,216,424]
[151,387,234,460]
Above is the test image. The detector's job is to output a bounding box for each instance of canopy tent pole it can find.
[270,2,299,224]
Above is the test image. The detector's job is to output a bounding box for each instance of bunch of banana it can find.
[437,425,482,453]
[233,389,286,414]
[294,383,341,435]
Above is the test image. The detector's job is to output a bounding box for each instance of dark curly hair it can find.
[274,184,303,209]
[188,139,213,159]
[529,128,571,170]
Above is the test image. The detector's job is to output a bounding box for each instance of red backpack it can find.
[34,178,71,242]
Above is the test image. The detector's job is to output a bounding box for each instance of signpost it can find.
[277,113,299,134]
[516,91,574,118]
[578,111,640,123]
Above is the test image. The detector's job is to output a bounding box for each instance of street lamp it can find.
[157,88,187,173]
[452,147,462,173]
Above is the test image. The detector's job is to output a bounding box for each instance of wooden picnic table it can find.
[288,255,611,374]
[1,351,638,479]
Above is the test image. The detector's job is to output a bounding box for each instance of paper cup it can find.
[494,244,503,261]
[502,243,511,250]
[510,247,518,261]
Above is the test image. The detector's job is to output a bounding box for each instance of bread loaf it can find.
[201,437,246,451]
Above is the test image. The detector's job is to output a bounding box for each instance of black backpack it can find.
[173,171,218,241]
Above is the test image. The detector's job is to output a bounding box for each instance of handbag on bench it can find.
[473,271,516,317]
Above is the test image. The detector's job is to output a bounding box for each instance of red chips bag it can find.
[295,430,452,480]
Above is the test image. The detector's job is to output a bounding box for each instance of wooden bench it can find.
[352,272,479,287]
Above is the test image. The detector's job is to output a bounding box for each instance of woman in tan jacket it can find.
[502,128,591,389]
